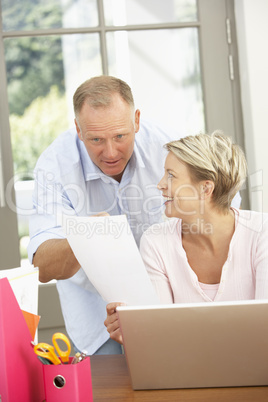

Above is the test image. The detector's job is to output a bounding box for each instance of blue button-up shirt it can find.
[28,120,179,353]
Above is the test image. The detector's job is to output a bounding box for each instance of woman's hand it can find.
[104,302,125,345]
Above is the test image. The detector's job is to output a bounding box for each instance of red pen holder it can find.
[43,356,93,402]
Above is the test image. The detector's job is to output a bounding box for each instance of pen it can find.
[71,350,88,364]
[71,352,81,364]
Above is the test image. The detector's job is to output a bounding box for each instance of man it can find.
[28,75,178,355]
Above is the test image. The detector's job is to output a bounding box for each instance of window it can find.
[0,0,245,268]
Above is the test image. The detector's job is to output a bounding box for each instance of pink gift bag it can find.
[0,277,45,402]
[43,356,93,402]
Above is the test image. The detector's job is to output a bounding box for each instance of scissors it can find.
[34,332,71,365]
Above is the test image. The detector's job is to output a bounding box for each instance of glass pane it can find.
[107,28,204,135]
[4,33,102,260]
[104,0,197,26]
[1,0,98,31]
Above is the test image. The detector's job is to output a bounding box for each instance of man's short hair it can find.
[73,75,135,118]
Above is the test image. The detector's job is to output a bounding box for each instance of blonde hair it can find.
[165,131,247,211]
[73,75,134,119]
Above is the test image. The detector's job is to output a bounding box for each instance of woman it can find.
[105,131,268,344]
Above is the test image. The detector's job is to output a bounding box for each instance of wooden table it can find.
[90,355,268,401]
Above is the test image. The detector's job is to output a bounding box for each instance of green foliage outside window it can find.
[3,0,67,176]
[5,35,65,116]
[10,86,69,179]
[3,0,65,116]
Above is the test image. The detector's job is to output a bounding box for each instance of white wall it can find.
[235,0,268,212]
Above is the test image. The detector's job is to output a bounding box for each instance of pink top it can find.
[198,282,219,300]
[140,209,268,304]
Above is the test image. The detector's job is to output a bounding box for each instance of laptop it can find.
[117,300,268,390]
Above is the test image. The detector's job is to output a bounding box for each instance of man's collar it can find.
[133,142,145,169]
[78,140,101,181]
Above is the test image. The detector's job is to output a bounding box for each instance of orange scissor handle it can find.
[52,332,71,363]
[34,342,61,365]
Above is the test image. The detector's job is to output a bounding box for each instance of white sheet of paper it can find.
[0,265,39,314]
[63,214,160,305]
